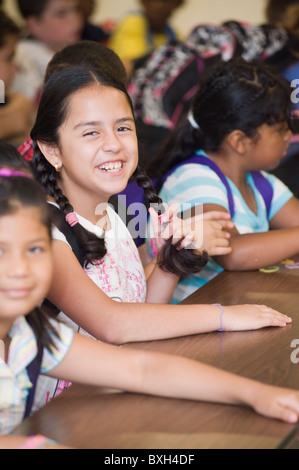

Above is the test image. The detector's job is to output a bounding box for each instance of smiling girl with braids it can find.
[29,64,292,408]
[153,57,299,303]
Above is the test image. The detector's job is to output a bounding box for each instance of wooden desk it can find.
[13,261,299,449]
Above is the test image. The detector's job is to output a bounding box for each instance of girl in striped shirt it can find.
[153,57,299,303]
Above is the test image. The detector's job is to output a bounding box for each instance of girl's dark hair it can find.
[0,141,59,352]
[17,0,50,18]
[45,40,128,87]
[31,66,207,277]
[151,57,292,183]
[0,10,20,48]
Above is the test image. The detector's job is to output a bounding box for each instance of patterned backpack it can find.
[128,22,288,133]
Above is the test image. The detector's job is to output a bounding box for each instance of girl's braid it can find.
[133,166,208,278]
[216,86,267,123]
[33,145,107,266]
[196,71,233,110]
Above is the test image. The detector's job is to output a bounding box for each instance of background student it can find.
[108,0,184,77]
[78,0,111,44]
[11,0,82,104]
[152,57,299,303]
[0,10,34,145]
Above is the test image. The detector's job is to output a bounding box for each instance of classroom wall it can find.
[4,0,269,35]
[96,0,269,36]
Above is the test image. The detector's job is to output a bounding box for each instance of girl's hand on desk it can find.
[222,304,292,331]
[250,383,299,424]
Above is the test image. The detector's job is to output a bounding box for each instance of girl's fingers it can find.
[150,203,198,250]
[202,210,231,221]
[148,207,161,239]
[160,202,179,224]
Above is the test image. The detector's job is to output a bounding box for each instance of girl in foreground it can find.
[0,163,298,447]
[29,66,291,406]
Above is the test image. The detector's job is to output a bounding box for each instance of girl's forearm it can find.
[52,334,250,406]
[101,302,225,344]
[215,227,299,271]
[145,264,179,303]
[141,348,259,406]
[53,335,299,424]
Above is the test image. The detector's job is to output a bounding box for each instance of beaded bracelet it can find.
[148,238,159,259]
[18,434,57,449]
[213,303,225,331]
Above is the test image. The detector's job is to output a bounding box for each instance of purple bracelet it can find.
[213,303,224,331]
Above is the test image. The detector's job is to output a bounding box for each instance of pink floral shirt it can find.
[32,204,146,411]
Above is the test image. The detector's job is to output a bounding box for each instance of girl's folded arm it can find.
[202,203,299,271]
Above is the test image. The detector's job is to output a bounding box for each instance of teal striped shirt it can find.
[159,153,293,303]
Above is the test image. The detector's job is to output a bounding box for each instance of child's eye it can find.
[28,246,44,254]
[117,126,131,133]
[83,131,98,137]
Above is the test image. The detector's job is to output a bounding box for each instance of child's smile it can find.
[0,207,52,324]
[48,85,138,218]
[97,160,124,174]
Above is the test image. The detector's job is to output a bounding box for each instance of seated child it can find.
[78,0,111,44]
[11,0,83,104]
[0,10,33,145]
[108,0,184,76]
[154,57,299,303]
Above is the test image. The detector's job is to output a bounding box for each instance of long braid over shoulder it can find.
[33,143,106,267]
[133,165,208,278]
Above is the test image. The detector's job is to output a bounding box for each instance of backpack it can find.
[129,40,219,132]
[42,204,85,316]
[162,153,273,218]
[24,204,85,418]
[24,343,43,419]
[129,22,288,132]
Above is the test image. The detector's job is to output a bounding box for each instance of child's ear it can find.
[37,141,62,172]
[226,130,249,154]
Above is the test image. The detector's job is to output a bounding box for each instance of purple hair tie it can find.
[0,168,32,178]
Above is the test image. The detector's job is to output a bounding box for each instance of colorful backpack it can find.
[128,22,287,132]
[24,343,43,419]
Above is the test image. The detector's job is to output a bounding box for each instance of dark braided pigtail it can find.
[134,165,208,278]
[33,144,107,267]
